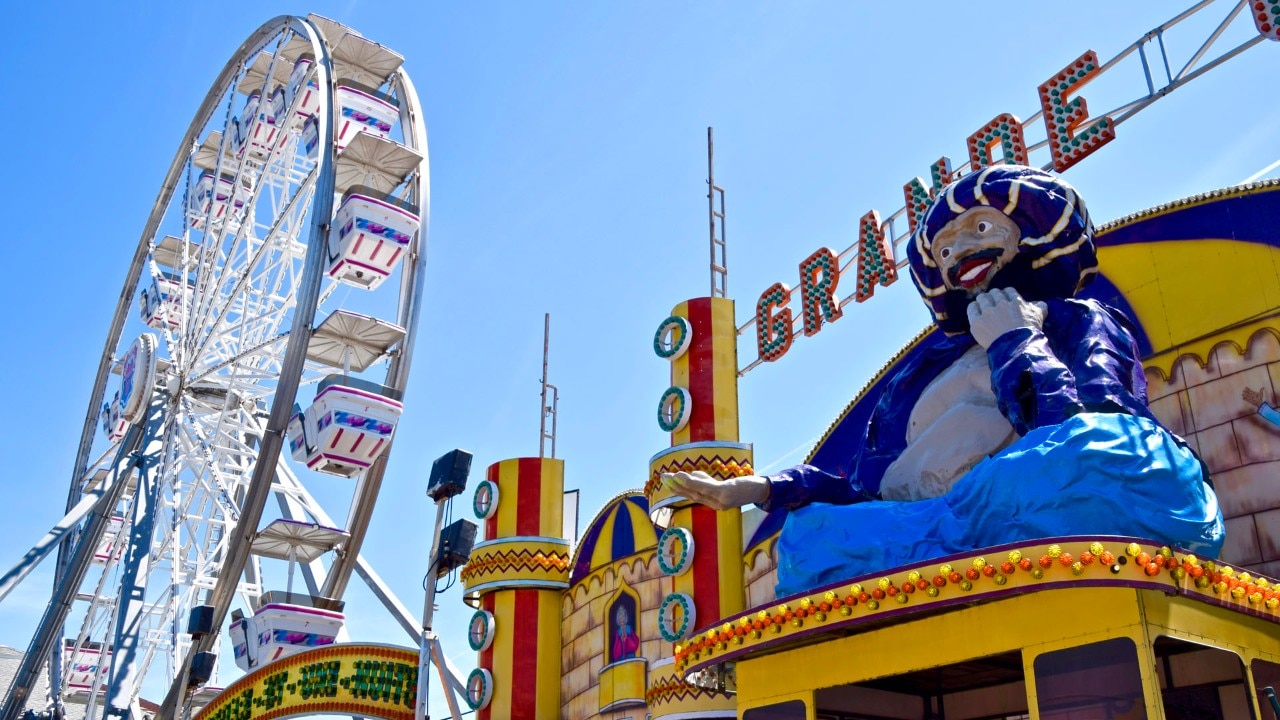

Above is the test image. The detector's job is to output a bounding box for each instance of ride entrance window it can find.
[1153,636,1253,719]
[1250,658,1280,719]
[814,650,1027,719]
[1033,637,1146,719]
[743,700,807,720]
[606,591,640,663]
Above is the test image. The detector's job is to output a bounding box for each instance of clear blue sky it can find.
[0,2,1276,716]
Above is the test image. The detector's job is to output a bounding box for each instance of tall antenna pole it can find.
[539,313,558,458]
[708,127,728,298]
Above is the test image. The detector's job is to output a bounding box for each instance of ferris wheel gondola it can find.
[0,14,430,720]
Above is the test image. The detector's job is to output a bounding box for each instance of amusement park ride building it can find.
[452,5,1280,717]
[459,156,1280,720]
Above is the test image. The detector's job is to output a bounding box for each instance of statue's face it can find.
[615,606,629,626]
[932,207,1021,295]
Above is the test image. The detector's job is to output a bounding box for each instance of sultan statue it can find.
[665,165,1224,596]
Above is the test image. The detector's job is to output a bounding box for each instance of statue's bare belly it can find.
[877,345,1018,501]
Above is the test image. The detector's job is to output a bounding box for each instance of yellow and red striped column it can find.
[647,297,749,718]
[461,458,568,720]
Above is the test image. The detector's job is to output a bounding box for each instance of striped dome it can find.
[569,492,659,585]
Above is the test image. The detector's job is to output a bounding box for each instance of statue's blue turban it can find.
[906,165,1097,335]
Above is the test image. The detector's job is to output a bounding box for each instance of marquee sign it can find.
[742,7,1278,372]
[751,49,1113,369]
[193,643,419,720]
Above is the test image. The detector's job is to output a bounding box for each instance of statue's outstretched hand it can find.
[662,470,769,511]
[967,287,1048,349]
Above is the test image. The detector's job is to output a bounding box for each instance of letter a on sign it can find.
[854,210,897,303]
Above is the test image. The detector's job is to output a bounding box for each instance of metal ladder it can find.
[708,127,728,299]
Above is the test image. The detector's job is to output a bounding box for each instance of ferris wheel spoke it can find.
[184,88,258,341]
[191,311,293,382]
[183,425,257,491]
[186,184,285,366]
[192,71,316,303]
[186,332,288,391]
[185,165,318,380]
[184,31,298,281]
[186,228,271,368]
[149,474,225,575]
[175,409,248,519]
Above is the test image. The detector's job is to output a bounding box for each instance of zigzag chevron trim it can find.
[645,676,730,706]
[645,454,754,496]
[460,548,571,582]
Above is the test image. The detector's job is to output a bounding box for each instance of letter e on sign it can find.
[1039,50,1115,172]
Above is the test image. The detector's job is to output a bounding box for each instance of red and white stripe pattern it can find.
[287,57,320,121]
[299,385,403,478]
[326,194,421,290]
[334,85,398,152]
[187,172,246,230]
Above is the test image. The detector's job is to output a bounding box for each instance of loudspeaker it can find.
[189,651,218,686]
[187,605,215,637]
[437,519,478,576]
[427,449,473,501]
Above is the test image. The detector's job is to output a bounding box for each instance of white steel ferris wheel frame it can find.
[1,15,430,720]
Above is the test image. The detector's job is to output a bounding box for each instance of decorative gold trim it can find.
[1094,178,1280,236]
[678,537,1280,675]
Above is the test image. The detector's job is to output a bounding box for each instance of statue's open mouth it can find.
[949,248,1006,290]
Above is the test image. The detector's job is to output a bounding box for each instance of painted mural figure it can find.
[1243,387,1280,428]
[666,165,1225,597]
[609,604,640,662]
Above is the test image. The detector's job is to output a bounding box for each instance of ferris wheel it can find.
[0,14,430,720]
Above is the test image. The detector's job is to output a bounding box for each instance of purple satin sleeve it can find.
[758,464,869,512]
[986,298,1153,436]
[985,326,1083,435]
